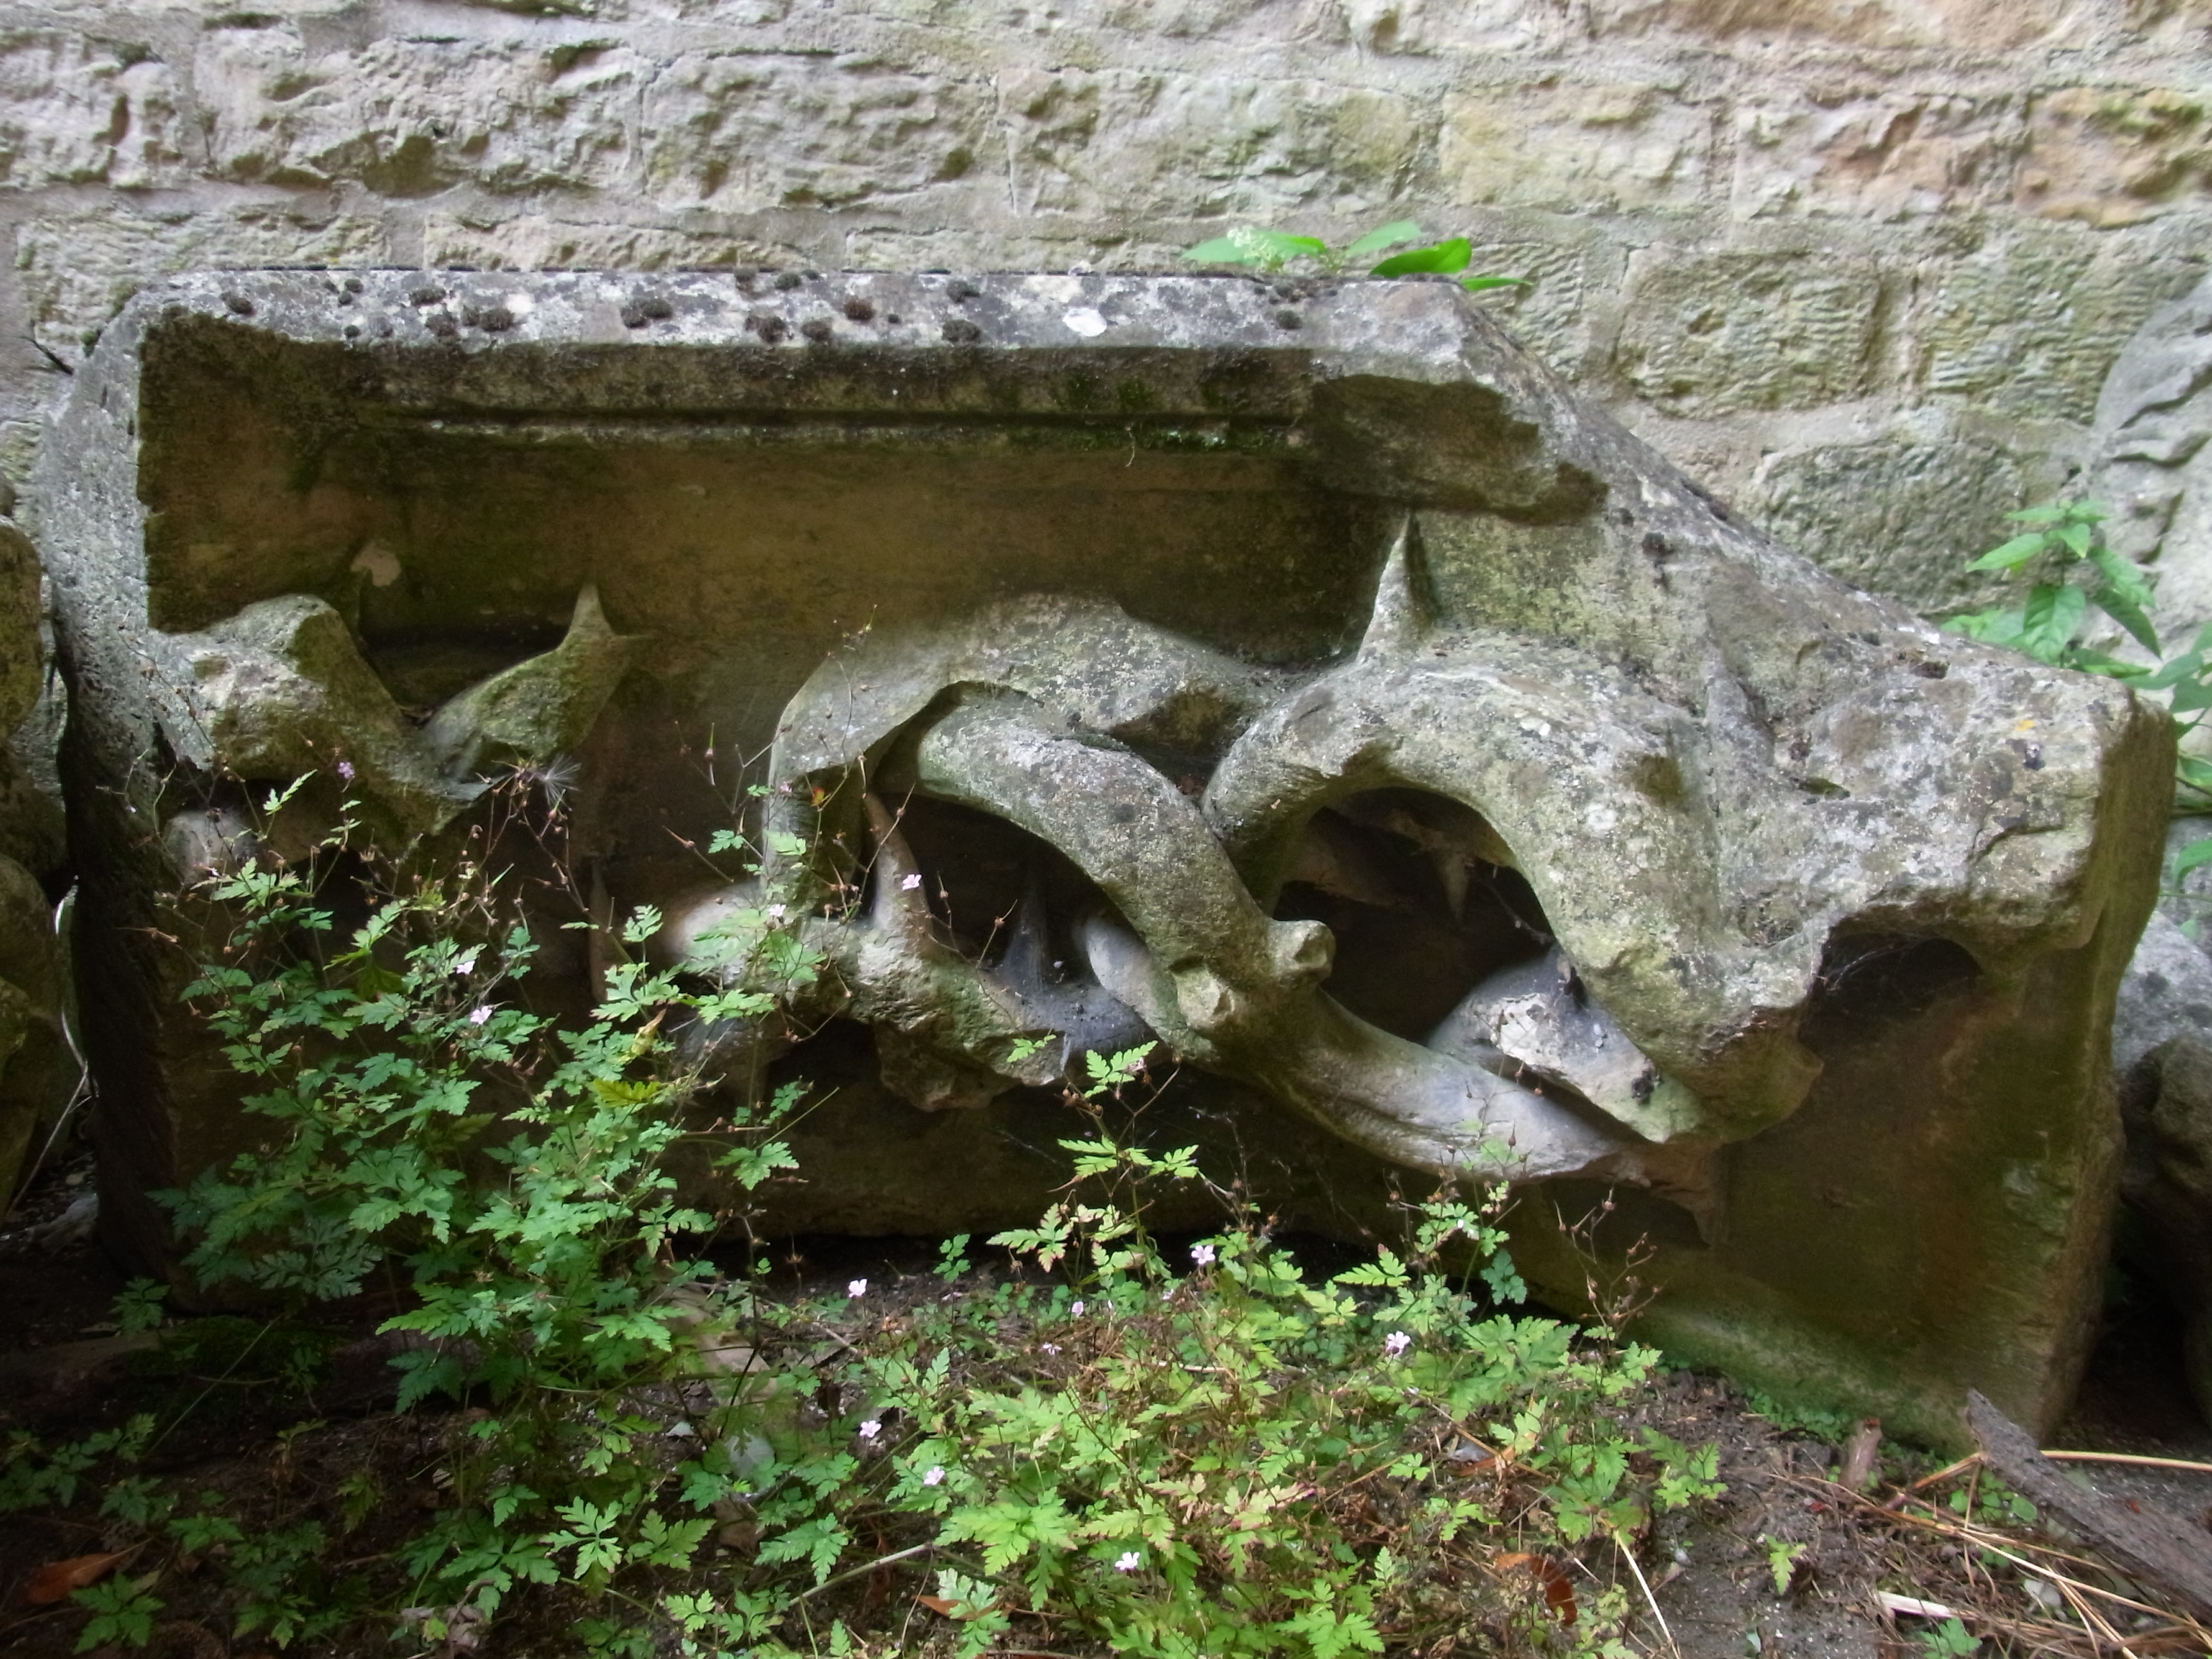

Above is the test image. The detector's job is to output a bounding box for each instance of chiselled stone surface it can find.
[642,54,991,211]
[1729,91,2024,221]
[2018,86,2212,227]
[1585,0,2076,47]
[1001,68,1422,221]
[1751,438,2051,616]
[0,32,187,190]
[13,208,390,365]
[30,270,2169,1445]
[1914,230,2202,424]
[1615,247,1881,414]
[1438,81,1713,214]
[422,214,810,275]
[197,27,645,196]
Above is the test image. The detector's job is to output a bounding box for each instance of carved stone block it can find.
[29,269,2170,1444]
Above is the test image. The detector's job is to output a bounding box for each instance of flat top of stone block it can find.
[131,269,1498,388]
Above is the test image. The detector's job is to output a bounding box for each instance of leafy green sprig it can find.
[1946,499,2212,826]
[1183,220,1532,294]
[21,776,1716,1658]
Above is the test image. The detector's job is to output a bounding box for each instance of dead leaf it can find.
[26,1551,128,1605]
[1494,1550,1578,1627]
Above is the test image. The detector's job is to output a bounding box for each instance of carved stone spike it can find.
[173,593,481,837]
[422,582,646,782]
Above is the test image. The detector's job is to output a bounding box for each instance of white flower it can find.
[859,1419,881,1440]
[900,872,923,890]
[847,1278,867,1299]
[1190,1243,1215,1267]
[453,950,478,977]
[1041,1342,1061,1356]
[1114,1551,1141,1572]
[1069,1300,1086,1317]
[923,1466,945,1487]
[1382,1331,1411,1358]
[469,1006,493,1026]
[767,903,787,920]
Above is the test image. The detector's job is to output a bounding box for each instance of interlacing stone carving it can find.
[31,270,2170,1444]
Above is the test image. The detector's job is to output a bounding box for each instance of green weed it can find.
[4,775,1719,1655]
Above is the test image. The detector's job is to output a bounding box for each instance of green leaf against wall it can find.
[1370,237,1471,276]
[2020,582,2086,661]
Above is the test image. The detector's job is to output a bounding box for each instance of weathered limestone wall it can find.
[0,0,2208,614]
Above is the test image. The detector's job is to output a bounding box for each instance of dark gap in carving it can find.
[1801,934,1984,1050]
[1272,787,1549,1041]
[1528,1176,1708,1258]
[890,794,1126,977]
[360,621,570,714]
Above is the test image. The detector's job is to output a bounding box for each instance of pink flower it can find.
[1382,1331,1411,1358]
[859,1419,881,1441]
[335,760,355,783]
[1190,1243,1215,1267]
[847,1278,867,1299]
[923,1466,945,1487]
[900,872,923,890]
[469,1006,493,1026]
[1069,1300,1086,1317]
[1114,1552,1141,1573]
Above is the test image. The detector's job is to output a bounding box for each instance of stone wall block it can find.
[1000,66,1424,220]
[1749,437,2051,616]
[1439,79,1711,214]
[196,26,645,196]
[15,209,391,364]
[1614,247,1881,415]
[0,33,188,191]
[423,213,815,273]
[1912,232,2205,424]
[1096,0,1288,38]
[1326,0,1546,54]
[2017,86,2212,227]
[641,52,992,212]
[1585,0,2073,49]
[1730,90,2025,221]
[1459,239,1592,371]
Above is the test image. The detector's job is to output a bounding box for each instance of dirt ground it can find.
[4,1144,2211,1658]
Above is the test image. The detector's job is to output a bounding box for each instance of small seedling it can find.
[1916,1615,1981,1656]
[1761,1536,1809,1596]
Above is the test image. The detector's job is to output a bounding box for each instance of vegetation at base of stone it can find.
[0,776,1721,1656]
[1948,499,2212,822]
[1182,221,1533,293]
